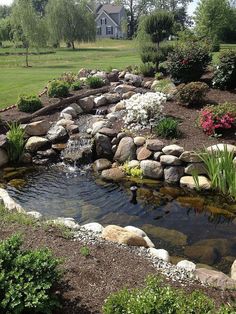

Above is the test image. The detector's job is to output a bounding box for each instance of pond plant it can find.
[6,122,25,163]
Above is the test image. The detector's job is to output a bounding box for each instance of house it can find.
[95,4,127,39]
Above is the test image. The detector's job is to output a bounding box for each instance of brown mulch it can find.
[0,221,235,314]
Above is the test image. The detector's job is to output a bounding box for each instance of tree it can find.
[0,5,11,19]
[11,0,47,67]
[147,0,193,12]
[0,18,12,44]
[32,0,48,16]
[46,0,95,50]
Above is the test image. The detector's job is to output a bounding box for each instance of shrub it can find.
[167,41,211,83]
[71,80,82,91]
[17,95,43,113]
[47,80,69,98]
[58,72,77,85]
[86,76,104,89]
[213,50,236,90]
[103,275,234,314]
[6,122,25,163]
[154,117,180,139]
[199,103,236,136]
[139,63,155,77]
[176,82,209,106]
[0,234,61,313]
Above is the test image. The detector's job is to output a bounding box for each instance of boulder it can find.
[94,71,107,81]
[66,124,79,134]
[60,113,73,120]
[98,128,117,137]
[122,91,136,99]
[180,176,211,190]
[160,155,182,166]
[24,120,51,136]
[27,211,42,219]
[114,137,136,163]
[56,119,74,128]
[114,84,136,94]
[95,133,113,159]
[25,136,49,152]
[207,144,236,155]
[105,93,120,104]
[94,158,112,171]
[231,260,236,280]
[0,188,24,213]
[148,248,170,262]
[78,68,90,78]
[0,149,8,168]
[102,225,148,247]
[179,151,201,163]
[184,163,207,175]
[124,73,142,87]
[94,95,107,107]
[124,225,147,237]
[177,260,196,272]
[81,222,104,233]
[195,268,236,289]
[113,101,126,112]
[128,160,140,168]
[134,136,146,147]
[47,125,67,143]
[153,151,164,161]
[0,134,7,149]
[51,217,80,230]
[164,166,184,184]
[60,106,77,118]
[137,147,152,161]
[69,103,83,115]
[92,120,108,135]
[162,145,184,157]
[146,139,164,151]
[78,96,94,112]
[107,72,119,82]
[140,160,163,179]
[101,168,125,181]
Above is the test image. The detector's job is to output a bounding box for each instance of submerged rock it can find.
[176,196,205,211]
[185,245,219,265]
[8,179,26,189]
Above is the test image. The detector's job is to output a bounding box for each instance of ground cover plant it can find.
[176,82,209,106]
[17,94,42,113]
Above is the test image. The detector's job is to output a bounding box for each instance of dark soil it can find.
[0,221,235,314]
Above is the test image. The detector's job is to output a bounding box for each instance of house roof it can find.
[97,4,123,15]
[95,9,119,26]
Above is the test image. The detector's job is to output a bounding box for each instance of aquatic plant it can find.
[123,162,143,178]
[6,122,25,163]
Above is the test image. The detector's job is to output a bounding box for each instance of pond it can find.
[4,163,236,273]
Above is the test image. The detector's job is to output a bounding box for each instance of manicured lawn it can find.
[0,39,139,108]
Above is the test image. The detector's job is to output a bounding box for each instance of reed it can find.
[6,122,25,163]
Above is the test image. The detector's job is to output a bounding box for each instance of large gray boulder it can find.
[114,84,136,94]
[162,145,184,157]
[47,125,67,143]
[124,73,142,87]
[114,137,136,163]
[0,149,8,167]
[25,136,49,152]
[78,96,94,112]
[95,133,113,159]
[164,166,184,184]
[24,120,51,136]
[140,160,163,179]
[146,139,164,151]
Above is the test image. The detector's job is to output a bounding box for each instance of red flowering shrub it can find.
[199,103,236,136]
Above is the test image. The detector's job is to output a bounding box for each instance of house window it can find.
[97,27,101,35]
[101,18,107,25]
[106,26,113,35]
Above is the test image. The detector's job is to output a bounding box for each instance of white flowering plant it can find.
[124,92,166,129]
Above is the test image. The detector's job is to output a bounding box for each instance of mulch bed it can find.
[0,221,235,314]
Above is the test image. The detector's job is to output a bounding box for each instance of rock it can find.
[95,133,113,159]
[98,128,117,137]
[20,152,32,164]
[179,151,201,163]
[47,125,67,143]
[25,136,49,152]
[160,155,182,166]
[27,211,42,219]
[124,225,147,237]
[94,71,107,81]
[144,80,153,89]
[207,144,236,155]
[61,106,77,118]
[162,145,184,157]
[134,136,146,146]
[140,160,163,179]
[142,224,187,246]
[0,188,24,213]
[101,168,125,181]
[146,139,164,151]
[137,147,152,161]
[105,93,120,104]
[51,217,80,230]
[60,113,73,120]
[184,245,219,265]
[160,187,183,198]
[124,73,142,87]
[24,120,51,136]
[102,225,148,247]
[195,268,236,289]
[117,132,127,141]
[94,158,112,171]
[153,152,164,161]
[78,96,94,112]
[180,176,211,190]
[128,160,140,168]
[106,111,126,122]
[52,143,67,151]
[122,91,136,99]
[92,120,108,135]
[114,137,136,163]
[78,68,90,78]
[164,166,184,184]
[177,260,196,272]
[190,238,236,257]
[94,95,107,107]
[69,103,83,115]
[0,134,7,149]
[184,163,207,175]
[118,70,126,79]
[148,248,170,262]
[143,236,155,248]
[66,124,79,134]
[114,84,136,94]
[0,149,8,168]
[177,196,205,210]
[231,260,236,280]
[107,72,119,82]
[81,222,104,233]
[113,101,126,112]
[56,119,74,128]
[8,179,26,188]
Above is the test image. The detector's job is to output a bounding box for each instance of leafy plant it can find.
[176,82,209,106]
[6,122,25,163]
[139,63,155,77]
[123,162,143,178]
[71,80,82,91]
[154,117,180,139]
[213,50,236,90]
[80,246,90,257]
[0,234,61,313]
[86,76,104,89]
[58,72,78,85]
[17,94,43,113]
[47,80,69,98]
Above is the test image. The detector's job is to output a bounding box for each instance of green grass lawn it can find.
[0,39,140,108]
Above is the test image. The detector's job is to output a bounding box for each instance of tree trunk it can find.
[25,46,29,67]
[72,41,75,50]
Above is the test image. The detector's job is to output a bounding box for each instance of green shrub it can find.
[176,82,209,106]
[6,122,25,163]
[17,95,43,113]
[167,41,211,83]
[58,72,77,85]
[0,234,61,313]
[139,63,155,77]
[86,76,104,89]
[213,50,236,90]
[154,117,180,139]
[47,80,69,98]
[71,80,82,91]
[103,275,234,314]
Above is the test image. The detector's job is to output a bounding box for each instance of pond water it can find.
[5,164,236,273]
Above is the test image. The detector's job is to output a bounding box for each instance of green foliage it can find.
[17,94,42,113]
[152,78,174,94]
[167,41,211,83]
[58,71,77,85]
[103,275,234,314]
[198,146,236,200]
[71,81,82,91]
[176,82,209,106]
[0,18,12,43]
[86,76,104,89]
[0,234,61,313]
[80,246,90,257]
[154,117,180,139]
[0,205,36,226]
[6,122,25,163]
[139,63,155,77]
[213,50,236,90]
[123,162,143,178]
[47,80,69,98]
